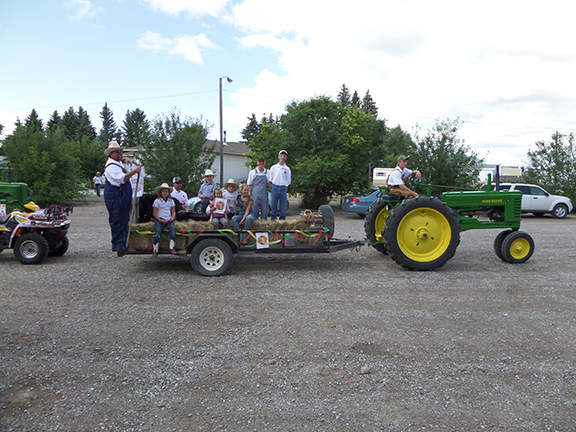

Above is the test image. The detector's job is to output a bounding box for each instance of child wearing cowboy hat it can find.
[152,182,177,256]
[222,178,239,220]
[198,169,217,214]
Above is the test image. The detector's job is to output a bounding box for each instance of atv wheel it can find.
[501,231,534,264]
[384,196,460,270]
[319,205,335,238]
[14,233,50,265]
[49,235,69,257]
[364,198,391,254]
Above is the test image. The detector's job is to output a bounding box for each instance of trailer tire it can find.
[14,233,50,265]
[49,235,69,257]
[364,198,391,254]
[319,205,335,238]
[501,231,534,264]
[493,229,513,261]
[384,196,460,270]
[190,238,233,276]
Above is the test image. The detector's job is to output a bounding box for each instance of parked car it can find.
[484,183,573,218]
[342,188,380,216]
[189,191,289,216]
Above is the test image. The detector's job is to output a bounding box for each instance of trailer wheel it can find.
[319,205,335,238]
[49,235,69,257]
[384,196,460,270]
[190,238,233,276]
[501,231,534,264]
[493,229,513,261]
[14,233,50,265]
[364,199,391,254]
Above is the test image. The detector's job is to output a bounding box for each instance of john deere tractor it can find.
[364,178,534,270]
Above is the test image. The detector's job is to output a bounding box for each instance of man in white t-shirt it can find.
[269,150,291,221]
[170,177,189,212]
[387,156,422,198]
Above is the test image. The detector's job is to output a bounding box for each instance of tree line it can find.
[1,84,574,208]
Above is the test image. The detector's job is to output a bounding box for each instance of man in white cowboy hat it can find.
[152,182,177,256]
[247,155,271,221]
[198,169,216,214]
[269,150,291,221]
[222,178,239,219]
[170,176,189,212]
[103,141,141,256]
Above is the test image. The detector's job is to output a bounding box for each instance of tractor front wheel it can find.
[383,196,460,270]
[501,231,534,264]
[364,199,390,254]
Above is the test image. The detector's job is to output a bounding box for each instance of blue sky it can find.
[1,0,575,167]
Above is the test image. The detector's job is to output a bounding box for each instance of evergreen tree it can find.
[122,108,150,147]
[351,90,361,108]
[241,114,261,143]
[76,106,96,141]
[361,90,378,116]
[46,110,62,134]
[61,107,78,141]
[24,109,43,133]
[98,102,117,144]
[337,83,351,106]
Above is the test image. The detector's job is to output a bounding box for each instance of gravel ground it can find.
[1,195,576,431]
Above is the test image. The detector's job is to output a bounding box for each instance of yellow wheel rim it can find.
[508,237,531,260]
[397,207,452,262]
[375,208,390,243]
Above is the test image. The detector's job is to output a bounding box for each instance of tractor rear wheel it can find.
[501,231,534,264]
[383,196,460,270]
[364,199,391,254]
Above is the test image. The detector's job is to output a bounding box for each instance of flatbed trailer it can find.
[124,205,364,276]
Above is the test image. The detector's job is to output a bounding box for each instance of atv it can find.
[0,193,71,264]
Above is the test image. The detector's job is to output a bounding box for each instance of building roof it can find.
[121,140,249,157]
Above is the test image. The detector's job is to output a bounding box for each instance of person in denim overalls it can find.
[247,155,271,220]
[103,141,141,256]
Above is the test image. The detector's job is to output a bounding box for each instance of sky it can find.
[1,0,576,168]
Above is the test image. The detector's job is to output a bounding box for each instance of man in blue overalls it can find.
[103,141,141,256]
[247,155,271,220]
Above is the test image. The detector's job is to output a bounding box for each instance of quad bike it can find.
[0,192,72,264]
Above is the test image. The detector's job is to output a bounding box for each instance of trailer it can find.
[124,205,364,276]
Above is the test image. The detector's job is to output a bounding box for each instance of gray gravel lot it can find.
[2,195,576,431]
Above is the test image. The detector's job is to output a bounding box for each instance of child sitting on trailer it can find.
[207,188,230,229]
[152,182,177,257]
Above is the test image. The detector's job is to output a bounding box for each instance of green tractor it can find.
[364,178,534,270]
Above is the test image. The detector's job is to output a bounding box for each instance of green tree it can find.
[337,83,351,106]
[61,107,78,141]
[138,109,214,196]
[410,118,483,196]
[361,90,378,116]
[46,110,62,134]
[76,106,96,141]
[378,125,415,168]
[24,109,43,133]
[122,108,150,147]
[350,90,361,108]
[524,131,576,203]
[2,127,80,205]
[77,136,107,184]
[245,96,383,207]
[98,102,117,144]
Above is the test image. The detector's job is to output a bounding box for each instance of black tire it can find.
[383,196,460,270]
[190,238,233,276]
[552,203,568,219]
[493,229,513,262]
[193,202,202,214]
[14,233,50,265]
[501,231,534,264]
[364,198,391,254]
[49,236,69,257]
[319,205,335,238]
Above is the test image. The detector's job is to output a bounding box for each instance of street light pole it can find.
[219,76,233,187]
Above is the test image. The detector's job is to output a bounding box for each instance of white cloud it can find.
[221,0,576,165]
[140,0,230,18]
[138,31,216,64]
[65,0,96,20]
